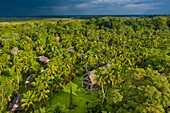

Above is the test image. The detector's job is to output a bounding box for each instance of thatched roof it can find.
[38,56,50,63]
[25,76,33,84]
[88,70,97,84]
[8,94,23,112]
[67,48,76,53]
[83,63,112,85]
[11,47,19,56]
[101,63,112,68]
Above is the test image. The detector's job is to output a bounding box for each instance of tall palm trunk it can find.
[17,73,19,87]
[15,66,20,88]
[69,86,73,109]
[85,63,89,72]
[101,84,105,103]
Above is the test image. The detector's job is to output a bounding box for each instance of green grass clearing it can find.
[48,76,98,113]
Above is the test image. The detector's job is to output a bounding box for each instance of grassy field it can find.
[0,18,84,25]
[48,76,98,113]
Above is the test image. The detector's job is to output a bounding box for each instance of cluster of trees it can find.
[0,16,170,112]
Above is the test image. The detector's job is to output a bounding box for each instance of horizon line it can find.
[0,14,170,18]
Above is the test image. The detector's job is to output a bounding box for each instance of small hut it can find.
[82,63,112,91]
[38,56,50,64]
[101,63,112,71]
[67,48,76,53]
[11,47,19,56]
[82,70,99,91]
[8,94,23,113]
[25,76,33,89]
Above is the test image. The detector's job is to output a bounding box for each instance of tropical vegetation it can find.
[0,16,170,113]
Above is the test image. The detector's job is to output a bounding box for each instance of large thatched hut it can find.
[82,63,112,91]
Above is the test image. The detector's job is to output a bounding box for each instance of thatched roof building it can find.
[11,47,19,56]
[82,63,112,91]
[8,94,23,112]
[67,48,76,53]
[25,76,33,89]
[38,56,50,64]
[84,70,97,85]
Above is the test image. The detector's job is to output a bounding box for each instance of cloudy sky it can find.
[0,0,170,16]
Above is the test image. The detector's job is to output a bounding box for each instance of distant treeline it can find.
[0,15,170,22]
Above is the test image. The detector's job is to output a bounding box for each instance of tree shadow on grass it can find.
[48,77,98,113]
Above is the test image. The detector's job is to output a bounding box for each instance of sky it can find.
[0,0,170,16]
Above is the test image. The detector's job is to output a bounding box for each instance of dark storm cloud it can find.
[0,0,51,16]
[0,0,91,16]
[0,0,170,16]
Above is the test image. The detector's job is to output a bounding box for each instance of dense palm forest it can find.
[0,16,170,113]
